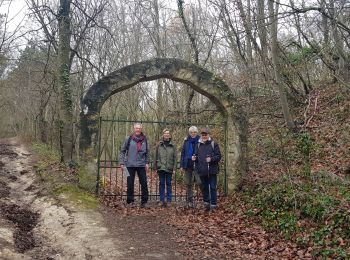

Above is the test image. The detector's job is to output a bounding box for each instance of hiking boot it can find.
[159,201,166,207]
[140,202,149,208]
[126,202,136,208]
[210,205,217,211]
[186,202,194,208]
[203,202,210,211]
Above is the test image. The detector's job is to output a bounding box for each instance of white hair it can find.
[188,126,198,133]
[133,123,142,128]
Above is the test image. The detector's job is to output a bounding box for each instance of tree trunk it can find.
[246,0,253,99]
[153,0,164,123]
[57,0,73,162]
[290,0,311,94]
[320,0,329,46]
[177,0,198,123]
[268,0,296,130]
[329,0,350,85]
[257,0,269,81]
[257,0,267,59]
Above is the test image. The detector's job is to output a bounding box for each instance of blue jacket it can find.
[180,135,200,169]
[194,138,221,176]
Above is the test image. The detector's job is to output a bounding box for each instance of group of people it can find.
[119,123,221,211]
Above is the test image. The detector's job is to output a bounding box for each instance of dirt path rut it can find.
[0,138,182,259]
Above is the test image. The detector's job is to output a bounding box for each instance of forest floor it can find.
[0,137,313,259]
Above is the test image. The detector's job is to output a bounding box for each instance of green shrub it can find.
[278,211,298,239]
[296,132,312,176]
[287,47,315,64]
[300,194,339,221]
[31,142,60,169]
[242,171,350,257]
[255,181,297,211]
[77,166,96,193]
[330,210,350,239]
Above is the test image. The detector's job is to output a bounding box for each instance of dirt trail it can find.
[0,138,182,260]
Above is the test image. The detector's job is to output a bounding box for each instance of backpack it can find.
[197,140,215,150]
[126,135,148,153]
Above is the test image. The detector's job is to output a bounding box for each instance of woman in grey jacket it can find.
[154,128,177,207]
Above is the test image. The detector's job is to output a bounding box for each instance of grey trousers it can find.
[184,168,202,203]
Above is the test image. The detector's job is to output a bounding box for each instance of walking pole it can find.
[192,154,197,207]
[206,155,210,210]
[206,155,210,178]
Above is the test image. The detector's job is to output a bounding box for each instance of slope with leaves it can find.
[243,83,350,258]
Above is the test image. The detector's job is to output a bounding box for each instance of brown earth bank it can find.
[247,84,350,183]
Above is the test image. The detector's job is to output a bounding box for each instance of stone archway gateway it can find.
[80,58,247,193]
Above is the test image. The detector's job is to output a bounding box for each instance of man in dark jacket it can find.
[119,123,149,207]
[154,128,176,207]
[180,126,201,207]
[193,127,221,211]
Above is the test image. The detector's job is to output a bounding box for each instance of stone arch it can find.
[80,58,247,192]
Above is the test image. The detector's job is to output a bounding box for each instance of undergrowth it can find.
[242,125,350,258]
[242,171,350,258]
[31,142,98,209]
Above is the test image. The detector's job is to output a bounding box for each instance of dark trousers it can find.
[200,174,217,206]
[127,167,148,204]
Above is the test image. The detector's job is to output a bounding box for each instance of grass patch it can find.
[31,142,60,171]
[77,165,97,193]
[31,142,98,209]
[53,184,98,209]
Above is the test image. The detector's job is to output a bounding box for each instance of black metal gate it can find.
[96,118,227,202]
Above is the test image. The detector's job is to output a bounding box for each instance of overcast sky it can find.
[3,0,27,32]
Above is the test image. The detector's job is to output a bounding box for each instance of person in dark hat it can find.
[192,127,221,211]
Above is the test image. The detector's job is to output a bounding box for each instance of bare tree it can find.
[177,0,199,122]
[268,0,296,130]
[57,0,73,162]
